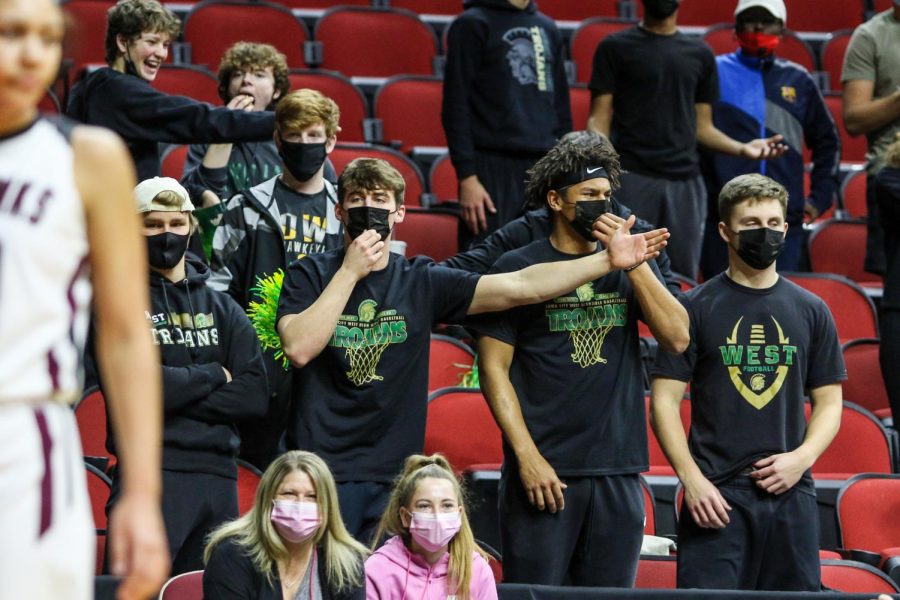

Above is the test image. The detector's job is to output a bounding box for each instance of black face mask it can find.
[733,227,785,270]
[569,199,610,242]
[345,206,393,241]
[643,0,680,19]
[278,138,327,182]
[146,232,190,270]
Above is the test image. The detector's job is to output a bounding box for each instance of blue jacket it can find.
[702,50,840,224]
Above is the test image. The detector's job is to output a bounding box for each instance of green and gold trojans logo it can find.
[719,316,798,409]
[330,300,408,386]
[545,283,627,368]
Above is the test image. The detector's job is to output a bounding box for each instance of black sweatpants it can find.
[499,472,644,587]
[337,481,391,546]
[677,475,820,591]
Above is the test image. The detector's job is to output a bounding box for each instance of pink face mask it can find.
[407,511,462,552]
[271,500,320,543]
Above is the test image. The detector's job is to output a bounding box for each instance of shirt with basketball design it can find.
[277,250,481,482]
[473,238,650,477]
[651,273,846,488]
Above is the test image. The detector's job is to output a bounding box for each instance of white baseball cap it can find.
[734,0,787,24]
[134,177,195,213]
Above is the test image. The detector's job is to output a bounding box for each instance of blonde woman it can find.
[365,455,497,600]
[204,451,368,599]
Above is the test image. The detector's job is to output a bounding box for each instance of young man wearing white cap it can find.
[699,0,839,277]
[91,177,268,575]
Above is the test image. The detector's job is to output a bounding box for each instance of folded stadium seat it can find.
[665,0,736,26]
[85,462,111,531]
[39,89,62,114]
[569,18,636,83]
[315,7,439,78]
[782,272,878,343]
[873,0,894,10]
[373,76,446,152]
[808,219,883,292]
[784,0,864,33]
[643,395,691,478]
[820,559,900,594]
[75,386,114,473]
[265,0,370,7]
[389,0,464,15]
[635,555,677,589]
[182,0,310,70]
[328,142,426,206]
[236,459,262,516]
[841,338,892,420]
[702,24,816,72]
[806,402,894,480]
[428,153,458,204]
[287,69,369,143]
[824,93,868,164]
[160,145,190,181]
[820,29,854,93]
[151,65,220,105]
[569,84,592,130]
[476,540,503,584]
[428,334,475,393]
[835,474,900,566]
[392,207,459,262]
[424,386,503,475]
[537,0,620,21]
[158,570,204,600]
[840,168,868,218]
[640,475,657,536]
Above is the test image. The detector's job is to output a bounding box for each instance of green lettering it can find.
[746,346,760,365]
[764,345,779,364]
[391,321,408,343]
[783,345,797,365]
[719,345,743,365]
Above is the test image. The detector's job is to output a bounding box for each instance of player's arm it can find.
[467,215,668,315]
[695,103,787,159]
[751,383,842,495]
[587,92,612,136]
[651,377,732,529]
[842,79,900,136]
[278,230,383,367]
[478,336,566,512]
[595,214,689,354]
[75,126,169,600]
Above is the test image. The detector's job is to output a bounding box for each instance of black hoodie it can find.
[105,255,268,479]
[66,68,275,181]
[442,0,572,179]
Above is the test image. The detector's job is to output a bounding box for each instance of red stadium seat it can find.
[373,76,446,152]
[783,272,878,343]
[569,18,635,83]
[389,0,463,15]
[424,387,503,475]
[569,84,592,130]
[85,462,111,531]
[158,570,204,600]
[39,89,62,114]
[808,219,883,287]
[429,153,458,204]
[640,475,657,536]
[784,0,864,33]
[160,145,190,181]
[328,143,426,206]
[236,459,261,516]
[840,168,868,218]
[266,0,369,6]
[820,559,900,594]
[820,29,853,93]
[478,541,503,584]
[824,93,868,164]
[75,386,114,472]
[392,208,459,262]
[836,474,900,559]
[538,0,619,21]
[703,24,815,72]
[288,70,369,143]
[672,0,736,26]
[152,65,220,105]
[635,555,677,589]
[95,532,106,576]
[429,334,475,393]
[806,402,894,479]
[183,1,310,70]
[315,7,438,77]
[62,1,121,84]
[841,338,891,420]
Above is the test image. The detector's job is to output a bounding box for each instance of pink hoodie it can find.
[365,536,498,600]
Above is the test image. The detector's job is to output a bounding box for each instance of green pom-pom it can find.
[247,269,290,370]
[459,354,479,388]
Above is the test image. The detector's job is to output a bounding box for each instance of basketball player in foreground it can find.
[0,0,168,598]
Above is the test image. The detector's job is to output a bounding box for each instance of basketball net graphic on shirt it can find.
[329,299,408,386]
[719,316,798,409]
[545,283,627,368]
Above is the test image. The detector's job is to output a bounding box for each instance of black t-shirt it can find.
[276,250,482,482]
[651,274,846,488]
[273,178,331,261]
[590,27,718,179]
[473,239,648,476]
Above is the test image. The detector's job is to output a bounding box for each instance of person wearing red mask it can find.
[698,0,839,277]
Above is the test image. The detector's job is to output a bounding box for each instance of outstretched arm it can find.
[467,215,668,315]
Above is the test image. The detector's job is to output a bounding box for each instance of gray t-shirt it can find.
[292,553,323,600]
[841,9,900,174]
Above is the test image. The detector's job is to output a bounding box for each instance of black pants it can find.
[866,172,887,275]
[880,310,900,425]
[337,481,391,546]
[238,356,289,470]
[677,476,820,591]
[499,472,644,587]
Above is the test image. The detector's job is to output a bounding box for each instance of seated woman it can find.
[204,450,368,599]
[365,455,497,600]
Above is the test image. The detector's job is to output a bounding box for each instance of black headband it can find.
[551,165,609,191]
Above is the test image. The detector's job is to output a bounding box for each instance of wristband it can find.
[624,262,643,272]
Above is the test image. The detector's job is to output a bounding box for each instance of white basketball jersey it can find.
[0,118,92,405]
